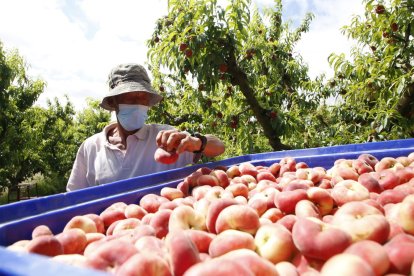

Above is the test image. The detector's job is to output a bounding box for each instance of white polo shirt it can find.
[66,123,194,191]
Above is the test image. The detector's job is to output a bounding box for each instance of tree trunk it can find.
[397,82,414,120]
[227,56,291,151]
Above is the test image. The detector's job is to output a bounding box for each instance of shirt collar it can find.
[134,124,149,140]
[103,122,149,141]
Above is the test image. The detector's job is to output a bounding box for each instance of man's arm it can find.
[156,129,225,158]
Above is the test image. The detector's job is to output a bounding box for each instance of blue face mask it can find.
[116,104,149,131]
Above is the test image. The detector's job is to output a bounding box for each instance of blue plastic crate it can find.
[1,138,413,225]
[0,138,413,276]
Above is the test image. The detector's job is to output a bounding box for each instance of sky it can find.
[0,0,365,112]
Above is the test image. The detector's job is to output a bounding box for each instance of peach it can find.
[154,148,179,164]
[331,179,370,206]
[353,159,374,174]
[209,229,255,257]
[283,179,313,191]
[112,218,141,235]
[395,194,414,235]
[306,187,334,216]
[139,194,170,213]
[260,207,283,223]
[197,174,220,187]
[210,169,230,188]
[85,232,106,246]
[219,249,279,276]
[64,215,97,233]
[280,157,297,170]
[234,195,248,204]
[26,235,63,257]
[256,171,277,182]
[166,231,201,276]
[160,187,184,200]
[384,233,414,274]
[291,253,324,275]
[320,253,375,276]
[358,173,383,193]
[116,253,172,276]
[177,180,189,196]
[274,261,299,276]
[226,165,241,178]
[56,228,87,254]
[52,254,89,268]
[184,257,254,276]
[254,224,295,264]
[331,201,390,244]
[254,180,276,192]
[206,198,238,234]
[394,182,414,196]
[375,157,404,172]
[295,199,320,219]
[296,168,323,184]
[191,185,211,201]
[185,170,203,188]
[7,240,30,252]
[116,224,156,244]
[134,235,169,261]
[402,156,412,167]
[84,213,105,234]
[344,240,390,276]
[124,204,148,220]
[169,205,206,232]
[358,153,379,169]
[377,189,406,206]
[276,214,297,232]
[161,200,180,211]
[318,178,333,189]
[330,164,359,181]
[31,225,53,239]
[85,239,138,272]
[239,162,258,178]
[203,186,226,201]
[240,174,258,186]
[295,161,309,169]
[395,167,414,184]
[274,189,308,214]
[362,198,385,214]
[248,196,268,216]
[193,198,211,218]
[268,162,281,177]
[173,196,195,207]
[149,209,172,239]
[292,217,352,261]
[100,208,126,229]
[225,183,249,198]
[83,236,114,257]
[184,229,215,253]
[375,170,401,190]
[215,204,260,234]
[106,220,121,236]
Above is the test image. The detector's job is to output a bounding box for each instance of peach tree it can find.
[315,0,414,145]
[146,0,326,158]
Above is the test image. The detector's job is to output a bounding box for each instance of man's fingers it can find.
[166,132,187,152]
[175,135,192,154]
[156,129,177,148]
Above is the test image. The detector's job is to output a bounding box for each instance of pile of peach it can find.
[7,153,414,276]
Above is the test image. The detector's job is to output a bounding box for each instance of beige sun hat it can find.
[100,63,163,111]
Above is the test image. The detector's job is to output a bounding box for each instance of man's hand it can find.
[156,129,202,154]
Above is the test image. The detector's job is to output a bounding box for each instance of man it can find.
[66,63,225,191]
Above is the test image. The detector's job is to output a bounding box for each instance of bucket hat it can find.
[100,63,163,111]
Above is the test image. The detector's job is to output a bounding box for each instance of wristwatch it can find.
[192,132,207,162]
